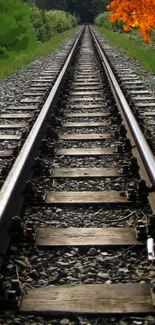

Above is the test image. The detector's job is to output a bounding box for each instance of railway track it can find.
[0,25,155,324]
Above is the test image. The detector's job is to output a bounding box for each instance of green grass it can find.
[96,26,155,73]
[0,28,78,80]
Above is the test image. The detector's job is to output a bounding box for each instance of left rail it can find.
[0,26,84,267]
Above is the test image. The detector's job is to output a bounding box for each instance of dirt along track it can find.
[0,25,155,325]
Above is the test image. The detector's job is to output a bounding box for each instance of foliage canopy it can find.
[35,0,106,23]
[107,0,155,41]
[29,2,78,42]
[95,11,123,32]
[0,0,37,58]
[0,0,78,58]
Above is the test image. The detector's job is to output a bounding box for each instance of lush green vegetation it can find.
[0,0,37,59]
[29,3,78,42]
[95,12,124,32]
[96,25,155,73]
[0,28,77,80]
[34,0,106,23]
[0,0,78,79]
[0,0,78,56]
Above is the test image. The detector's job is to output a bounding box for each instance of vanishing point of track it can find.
[0,25,155,319]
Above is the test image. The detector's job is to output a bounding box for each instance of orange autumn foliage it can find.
[107,0,155,41]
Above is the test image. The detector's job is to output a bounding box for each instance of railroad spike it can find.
[57,109,64,118]
[135,212,148,240]
[10,216,25,241]
[40,139,49,154]
[111,104,119,115]
[132,108,140,118]
[11,279,22,297]
[5,289,17,302]
[21,129,28,140]
[119,124,127,137]
[34,157,42,169]
[19,139,26,148]
[28,117,35,127]
[46,125,59,139]
[123,138,132,152]
[129,157,139,176]
[114,141,124,153]
[127,188,137,200]
[33,157,50,176]
[11,216,36,242]
[4,284,22,308]
[136,225,147,241]
[0,275,5,295]
[1,166,9,177]
[127,182,138,200]
[13,143,21,156]
[116,112,122,123]
[122,164,130,174]
[137,179,150,198]
[11,215,22,228]
[34,188,44,204]
[25,227,36,241]
[50,114,57,126]
[24,180,34,194]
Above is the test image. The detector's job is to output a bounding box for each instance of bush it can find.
[30,6,49,42]
[0,0,37,58]
[29,4,78,42]
[95,11,124,32]
[0,0,78,59]
[46,10,77,33]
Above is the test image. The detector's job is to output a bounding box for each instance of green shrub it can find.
[30,6,49,42]
[95,11,124,32]
[46,10,76,33]
[29,4,78,42]
[0,28,77,80]
[0,0,37,58]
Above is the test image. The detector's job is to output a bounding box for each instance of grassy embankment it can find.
[96,26,155,74]
[0,28,78,80]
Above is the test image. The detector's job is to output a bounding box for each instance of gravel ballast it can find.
[0,27,155,325]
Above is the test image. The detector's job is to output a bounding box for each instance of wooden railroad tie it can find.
[51,167,120,178]
[65,112,109,117]
[0,124,25,129]
[7,105,38,110]
[56,148,114,156]
[20,283,155,314]
[0,113,34,119]
[68,104,107,109]
[0,150,13,157]
[62,122,108,128]
[59,134,110,140]
[0,134,21,140]
[45,191,129,205]
[36,227,142,247]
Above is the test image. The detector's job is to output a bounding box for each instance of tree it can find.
[35,0,106,22]
[107,0,155,41]
[0,0,37,58]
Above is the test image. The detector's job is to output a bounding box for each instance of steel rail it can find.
[90,26,155,188]
[0,26,84,264]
